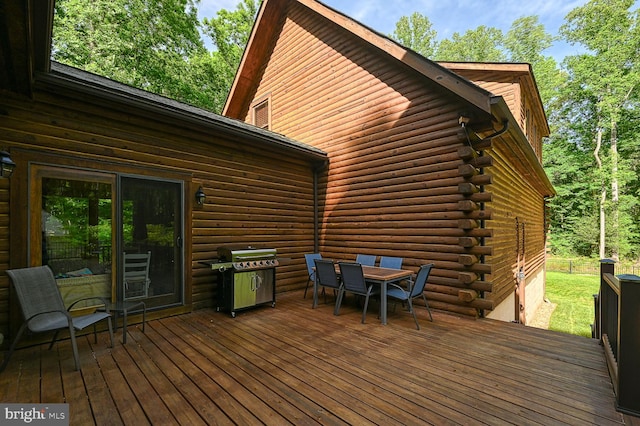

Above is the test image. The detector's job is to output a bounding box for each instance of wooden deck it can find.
[0,290,632,425]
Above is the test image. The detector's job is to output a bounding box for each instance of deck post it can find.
[616,273,640,416]
[598,259,616,344]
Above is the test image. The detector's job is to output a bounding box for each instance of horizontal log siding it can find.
[451,69,545,163]
[484,136,547,306]
[0,87,316,336]
[244,3,497,316]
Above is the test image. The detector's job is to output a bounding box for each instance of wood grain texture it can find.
[0,291,624,426]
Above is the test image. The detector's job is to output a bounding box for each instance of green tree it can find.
[53,0,214,108]
[560,0,640,260]
[390,12,438,58]
[435,26,506,62]
[504,16,564,112]
[201,0,259,95]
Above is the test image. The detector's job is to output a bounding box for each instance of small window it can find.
[252,98,270,130]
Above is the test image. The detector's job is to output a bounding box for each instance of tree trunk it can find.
[595,128,606,259]
[610,119,619,261]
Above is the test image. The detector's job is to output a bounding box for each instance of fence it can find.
[547,257,640,275]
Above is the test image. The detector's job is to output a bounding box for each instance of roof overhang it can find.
[41,63,327,162]
[490,96,555,197]
[224,0,495,120]
[0,0,54,96]
[439,61,550,136]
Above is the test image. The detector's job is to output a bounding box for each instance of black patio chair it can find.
[386,264,434,329]
[1,266,114,372]
[335,262,379,323]
[314,258,341,304]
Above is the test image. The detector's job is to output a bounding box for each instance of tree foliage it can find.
[557,0,640,260]
[391,12,437,58]
[201,0,259,100]
[52,0,258,113]
[435,26,506,62]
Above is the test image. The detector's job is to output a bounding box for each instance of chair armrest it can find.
[67,296,110,312]
[387,282,406,292]
[25,309,71,322]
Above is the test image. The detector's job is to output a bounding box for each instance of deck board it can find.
[0,290,632,425]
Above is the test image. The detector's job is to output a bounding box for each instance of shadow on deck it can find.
[0,290,631,425]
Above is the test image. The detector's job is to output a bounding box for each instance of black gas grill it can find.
[203,245,277,317]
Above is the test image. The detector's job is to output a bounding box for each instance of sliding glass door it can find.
[30,165,184,310]
[120,176,183,308]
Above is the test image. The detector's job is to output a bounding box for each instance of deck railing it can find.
[596,259,640,417]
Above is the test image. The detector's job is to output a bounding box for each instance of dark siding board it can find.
[0,89,317,332]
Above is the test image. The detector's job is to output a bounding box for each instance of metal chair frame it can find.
[2,266,114,372]
[386,264,434,329]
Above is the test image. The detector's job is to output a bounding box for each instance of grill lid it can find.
[217,245,277,261]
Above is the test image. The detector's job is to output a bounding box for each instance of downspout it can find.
[313,164,319,253]
[312,160,328,253]
[479,119,509,141]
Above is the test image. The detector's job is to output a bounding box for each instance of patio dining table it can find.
[312,264,414,325]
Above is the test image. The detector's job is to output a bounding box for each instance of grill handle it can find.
[235,254,277,261]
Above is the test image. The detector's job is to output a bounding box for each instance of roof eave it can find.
[491,96,555,197]
[43,62,328,162]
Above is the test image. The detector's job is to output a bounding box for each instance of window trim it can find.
[251,93,272,130]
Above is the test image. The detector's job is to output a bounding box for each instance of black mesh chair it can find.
[386,264,434,329]
[1,266,114,372]
[335,262,379,323]
[313,258,341,304]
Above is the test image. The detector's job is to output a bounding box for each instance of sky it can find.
[196,0,598,62]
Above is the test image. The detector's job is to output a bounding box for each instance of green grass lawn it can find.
[545,271,600,338]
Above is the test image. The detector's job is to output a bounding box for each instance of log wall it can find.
[237,2,551,318]
[0,79,319,337]
[447,68,545,162]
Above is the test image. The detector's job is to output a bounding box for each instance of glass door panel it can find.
[120,176,183,308]
[31,166,116,309]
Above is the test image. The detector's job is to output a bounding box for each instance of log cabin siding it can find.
[485,137,548,306]
[240,3,499,316]
[227,0,555,319]
[0,74,322,337]
[440,65,546,163]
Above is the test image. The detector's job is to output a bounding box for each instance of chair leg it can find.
[68,323,81,371]
[407,299,420,330]
[0,323,28,372]
[362,293,371,324]
[49,330,60,350]
[422,294,433,321]
[334,287,345,316]
[106,316,114,348]
[303,277,312,298]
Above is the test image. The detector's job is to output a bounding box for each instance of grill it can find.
[204,245,278,317]
[214,245,279,271]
